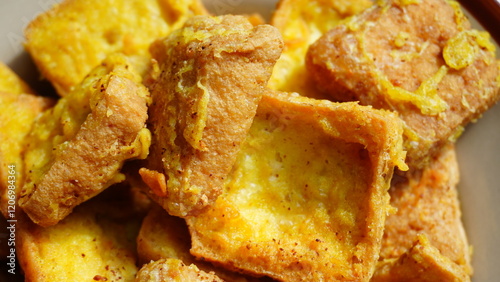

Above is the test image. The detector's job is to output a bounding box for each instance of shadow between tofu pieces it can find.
[139,15,284,218]
[186,91,407,281]
[17,184,147,282]
[18,54,151,227]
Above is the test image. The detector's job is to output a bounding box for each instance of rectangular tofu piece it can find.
[17,186,144,281]
[0,63,53,218]
[19,54,151,227]
[379,143,472,275]
[268,0,373,99]
[306,0,500,169]
[136,258,224,282]
[187,91,407,281]
[24,0,207,96]
[371,235,470,282]
[139,15,283,217]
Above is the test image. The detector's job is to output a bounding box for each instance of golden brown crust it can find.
[24,0,207,96]
[306,0,500,169]
[187,91,406,281]
[372,235,470,282]
[380,143,472,275]
[141,15,283,217]
[19,56,151,227]
[135,258,224,282]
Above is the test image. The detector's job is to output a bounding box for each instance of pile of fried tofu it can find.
[0,0,499,281]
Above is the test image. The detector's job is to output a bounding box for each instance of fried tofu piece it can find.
[306,0,500,169]
[371,235,470,282]
[19,55,151,227]
[17,186,145,282]
[187,91,407,281]
[380,143,472,274]
[139,15,283,217]
[0,62,34,94]
[24,0,207,96]
[137,205,265,282]
[136,258,224,282]
[0,64,53,218]
[269,0,373,98]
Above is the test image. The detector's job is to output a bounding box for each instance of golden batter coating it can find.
[24,0,207,96]
[0,63,53,218]
[380,143,472,275]
[19,55,151,227]
[187,91,407,281]
[306,0,500,169]
[17,186,145,282]
[140,15,283,217]
[135,258,223,282]
[371,235,470,282]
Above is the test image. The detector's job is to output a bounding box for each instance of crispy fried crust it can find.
[268,0,373,99]
[24,0,207,96]
[140,15,283,217]
[17,186,145,282]
[187,91,407,281]
[135,258,223,282]
[371,235,470,282]
[306,0,500,169]
[380,143,472,275]
[19,55,151,227]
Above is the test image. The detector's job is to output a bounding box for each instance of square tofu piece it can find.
[372,235,470,282]
[187,91,407,281]
[17,187,144,282]
[24,0,207,96]
[306,0,500,169]
[380,143,472,275]
[19,55,151,227]
[0,63,53,218]
[139,15,283,217]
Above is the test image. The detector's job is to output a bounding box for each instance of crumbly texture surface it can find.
[372,235,470,282]
[19,55,151,227]
[17,187,145,282]
[135,258,223,282]
[380,143,472,274]
[306,0,500,169]
[187,91,406,281]
[24,0,207,96]
[140,15,283,217]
